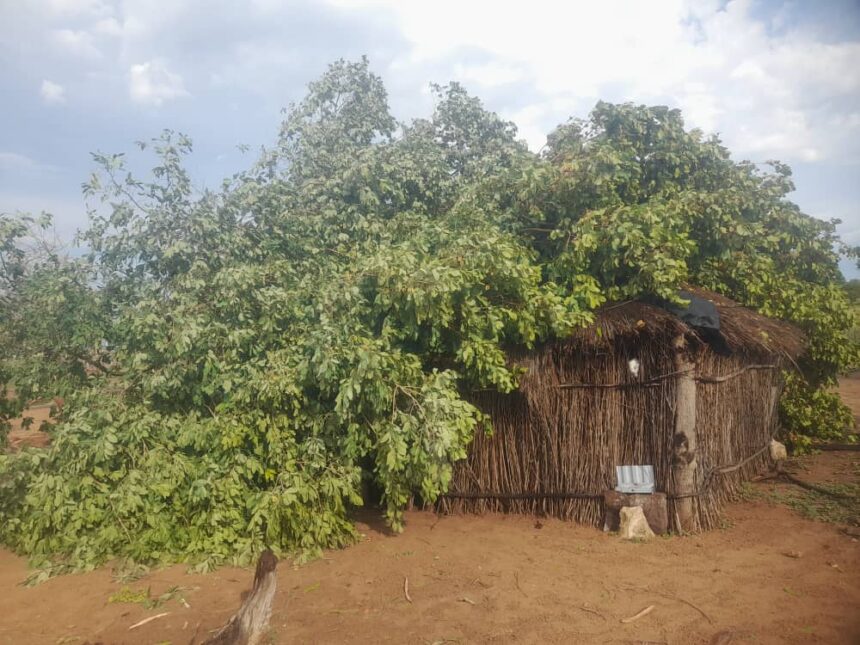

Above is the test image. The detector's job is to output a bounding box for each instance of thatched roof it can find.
[568,286,805,360]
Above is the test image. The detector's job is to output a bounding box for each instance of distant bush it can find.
[780,372,855,452]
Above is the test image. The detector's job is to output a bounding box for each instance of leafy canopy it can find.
[0,57,855,573]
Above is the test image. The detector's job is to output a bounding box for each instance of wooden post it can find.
[203,549,278,645]
[671,334,698,532]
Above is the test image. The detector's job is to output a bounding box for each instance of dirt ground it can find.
[6,400,52,450]
[2,387,859,644]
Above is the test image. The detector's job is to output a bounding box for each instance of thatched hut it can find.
[439,287,804,533]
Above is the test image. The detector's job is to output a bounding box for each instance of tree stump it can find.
[603,490,668,534]
[203,549,279,645]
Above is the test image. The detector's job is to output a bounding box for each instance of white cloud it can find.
[0,152,58,177]
[40,80,67,104]
[327,0,860,162]
[51,28,102,58]
[449,61,525,88]
[93,17,123,37]
[0,152,38,171]
[128,59,189,106]
[43,0,111,18]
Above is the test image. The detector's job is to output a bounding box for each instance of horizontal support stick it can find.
[557,368,690,389]
[442,491,603,500]
[555,364,778,389]
[696,364,778,384]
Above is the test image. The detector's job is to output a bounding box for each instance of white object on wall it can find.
[628,358,640,377]
[615,465,656,494]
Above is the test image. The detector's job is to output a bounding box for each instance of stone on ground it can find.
[619,505,655,540]
[769,439,787,462]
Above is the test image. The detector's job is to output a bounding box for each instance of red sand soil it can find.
[6,401,52,450]
[2,385,860,644]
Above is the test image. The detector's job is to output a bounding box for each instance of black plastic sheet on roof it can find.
[652,290,731,355]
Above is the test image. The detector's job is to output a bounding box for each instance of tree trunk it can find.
[203,549,278,645]
[671,335,698,532]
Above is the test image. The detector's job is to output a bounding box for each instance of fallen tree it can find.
[0,58,856,574]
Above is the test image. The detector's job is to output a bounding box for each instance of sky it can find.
[1,0,859,274]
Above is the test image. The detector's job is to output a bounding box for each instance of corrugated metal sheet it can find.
[615,465,656,494]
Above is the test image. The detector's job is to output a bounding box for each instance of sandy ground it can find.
[2,386,859,644]
[6,400,52,450]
